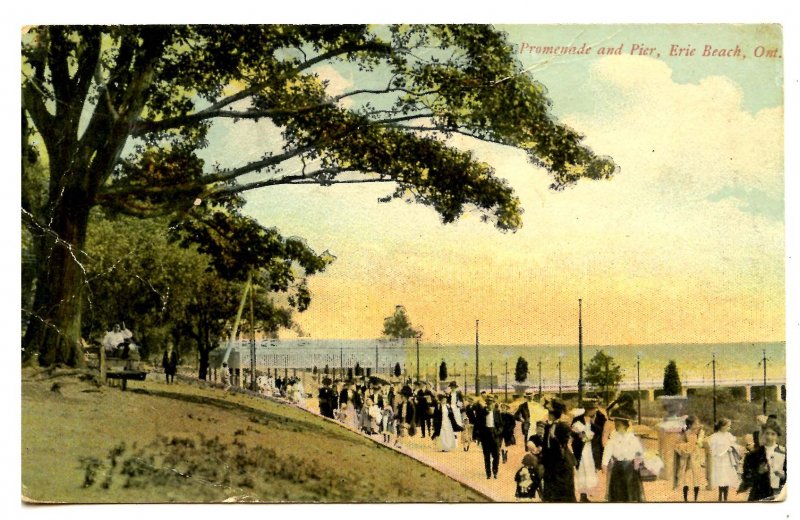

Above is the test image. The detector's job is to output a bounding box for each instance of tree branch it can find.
[213,170,395,196]
[130,41,393,136]
[46,27,72,120]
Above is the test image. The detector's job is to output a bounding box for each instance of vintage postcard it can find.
[20,22,786,506]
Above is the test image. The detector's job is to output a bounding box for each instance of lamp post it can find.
[464,362,467,393]
[761,348,768,415]
[249,277,256,392]
[415,333,421,383]
[637,353,642,425]
[490,361,494,394]
[712,352,717,425]
[557,352,563,399]
[504,359,509,403]
[537,358,542,398]
[475,320,480,396]
[578,298,584,407]
[604,355,609,407]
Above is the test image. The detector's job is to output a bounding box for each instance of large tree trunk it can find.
[22,184,92,367]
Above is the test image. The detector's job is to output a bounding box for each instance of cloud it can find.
[241,54,784,345]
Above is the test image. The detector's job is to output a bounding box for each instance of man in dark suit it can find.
[416,381,435,438]
[318,377,335,418]
[515,388,535,442]
[475,394,504,479]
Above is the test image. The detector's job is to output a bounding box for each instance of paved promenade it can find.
[294,395,747,503]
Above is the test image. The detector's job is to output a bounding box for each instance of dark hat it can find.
[322,377,332,386]
[546,398,567,413]
[583,398,599,410]
[401,386,414,398]
[554,422,572,443]
[763,419,783,437]
[535,420,547,428]
[449,381,458,388]
[611,408,636,425]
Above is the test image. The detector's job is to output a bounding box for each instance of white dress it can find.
[439,405,457,452]
[707,431,741,488]
[576,437,599,492]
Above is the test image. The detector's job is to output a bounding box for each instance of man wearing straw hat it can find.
[514,388,535,443]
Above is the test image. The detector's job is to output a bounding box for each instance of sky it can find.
[194,24,785,346]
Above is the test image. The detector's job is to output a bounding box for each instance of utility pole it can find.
[416,334,421,383]
[557,357,562,399]
[603,356,608,406]
[578,298,584,407]
[464,362,467,392]
[249,275,256,392]
[537,358,542,398]
[637,354,641,425]
[504,360,509,403]
[762,349,768,415]
[712,352,717,425]
[475,320,480,396]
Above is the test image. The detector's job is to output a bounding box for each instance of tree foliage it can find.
[663,360,683,396]
[394,362,402,377]
[22,25,615,366]
[514,356,529,383]
[81,213,312,378]
[382,305,420,339]
[439,360,448,381]
[584,350,624,405]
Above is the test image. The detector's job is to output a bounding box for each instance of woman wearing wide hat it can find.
[601,410,645,502]
[540,398,577,502]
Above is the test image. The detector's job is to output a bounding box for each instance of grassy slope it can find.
[21,369,486,503]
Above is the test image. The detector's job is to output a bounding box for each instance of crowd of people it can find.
[255,374,306,404]
[315,377,786,503]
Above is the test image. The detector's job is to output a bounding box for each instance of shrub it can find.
[663,360,682,395]
[514,357,529,383]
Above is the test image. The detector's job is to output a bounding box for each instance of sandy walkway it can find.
[291,394,748,503]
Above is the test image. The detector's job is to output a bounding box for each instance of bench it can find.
[105,370,147,390]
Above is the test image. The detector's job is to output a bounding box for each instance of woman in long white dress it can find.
[706,418,741,501]
[433,394,457,452]
[572,421,599,500]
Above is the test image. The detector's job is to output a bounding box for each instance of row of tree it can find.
[512,352,684,402]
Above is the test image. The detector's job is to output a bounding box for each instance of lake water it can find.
[228,339,785,386]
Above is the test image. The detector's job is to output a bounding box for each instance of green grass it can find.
[22,368,486,503]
